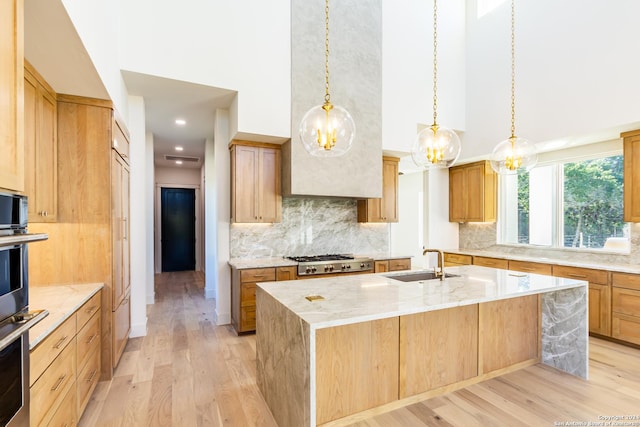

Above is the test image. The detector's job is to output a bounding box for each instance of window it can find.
[499,154,628,252]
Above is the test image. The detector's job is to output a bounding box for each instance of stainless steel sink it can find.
[384,272,459,282]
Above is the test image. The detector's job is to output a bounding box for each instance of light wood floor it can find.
[80,271,640,427]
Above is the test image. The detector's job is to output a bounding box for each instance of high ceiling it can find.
[24,0,236,170]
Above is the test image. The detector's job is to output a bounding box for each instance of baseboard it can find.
[205,288,216,299]
[215,309,231,325]
[130,319,148,338]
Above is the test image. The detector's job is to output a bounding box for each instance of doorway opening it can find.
[160,187,196,272]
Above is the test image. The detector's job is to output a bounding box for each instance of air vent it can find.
[164,155,200,162]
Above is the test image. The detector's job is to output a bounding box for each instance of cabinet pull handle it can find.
[53,335,68,349]
[87,333,98,345]
[87,369,98,383]
[568,273,586,279]
[123,218,128,240]
[51,374,67,391]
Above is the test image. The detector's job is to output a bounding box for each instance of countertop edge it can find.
[29,283,104,350]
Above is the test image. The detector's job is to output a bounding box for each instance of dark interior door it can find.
[161,188,196,272]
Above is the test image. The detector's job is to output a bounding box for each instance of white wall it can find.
[145,132,155,304]
[390,172,424,267]
[382,0,466,154]
[118,0,290,140]
[155,167,202,186]
[127,96,148,337]
[463,0,640,160]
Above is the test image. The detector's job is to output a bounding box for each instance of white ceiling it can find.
[24,0,235,170]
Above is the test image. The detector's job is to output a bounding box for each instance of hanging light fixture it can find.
[299,0,356,157]
[411,0,461,169]
[490,0,537,175]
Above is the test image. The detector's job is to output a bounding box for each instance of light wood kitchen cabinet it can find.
[473,256,509,270]
[622,129,640,222]
[508,260,553,275]
[374,257,411,273]
[24,61,57,222]
[357,156,399,222]
[399,305,478,398]
[553,265,610,336]
[0,0,24,192]
[30,292,101,427]
[230,141,282,223]
[443,252,472,267]
[449,160,497,222]
[231,266,294,333]
[28,95,130,379]
[611,272,640,345]
[315,317,399,424]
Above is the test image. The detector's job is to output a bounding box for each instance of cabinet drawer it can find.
[552,265,608,284]
[612,313,640,345]
[240,307,256,332]
[48,382,77,427]
[389,258,411,271]
[473,256,508,269]
[508,260,552,275]
[612,287,640,317]
[77,291,101,330]
[444,253,472,265]
[77,346,101,416]
[241,283,256,306]
[240,268,275,283]
[31,340,77,427]
[276,266,297,281]
[31,313,77,386]
[612,272,640,291]
[77,311,101,370]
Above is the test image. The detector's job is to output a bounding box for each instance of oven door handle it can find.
[0,309,49,352]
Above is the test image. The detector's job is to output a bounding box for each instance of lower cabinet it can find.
[113,292,131,366]
[231,266,296,333]
[443,252,472,267]
[473,256,509,270]
[30,291,102,427]
[612,272,640,345]
[374,258,411,273]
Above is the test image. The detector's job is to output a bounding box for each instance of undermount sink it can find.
[384,272,459,282]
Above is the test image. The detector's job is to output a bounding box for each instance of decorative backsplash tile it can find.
[230,197,389,258]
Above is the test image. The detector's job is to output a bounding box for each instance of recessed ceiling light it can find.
[175,146,184,151]
[175,160,183,165]
[175,119,186,126]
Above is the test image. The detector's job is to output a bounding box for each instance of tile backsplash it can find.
[230,197,389,258]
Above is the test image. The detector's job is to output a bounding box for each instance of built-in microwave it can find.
[0,192,28,233]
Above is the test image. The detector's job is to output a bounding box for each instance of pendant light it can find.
[299,0,356,157]
[411,0,461,169]
[490,0,537,175]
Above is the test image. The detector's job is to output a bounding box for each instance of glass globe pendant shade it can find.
[299,102,356,157]
[411,124,462,169]
[489,136,538,175]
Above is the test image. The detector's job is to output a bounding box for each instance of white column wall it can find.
[127,95,148,338]
[145,131,155,304]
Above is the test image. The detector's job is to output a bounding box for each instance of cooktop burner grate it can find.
[285,254,354,263]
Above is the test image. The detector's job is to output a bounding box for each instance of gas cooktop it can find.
[285,254,354,263]
[285,254,373,276]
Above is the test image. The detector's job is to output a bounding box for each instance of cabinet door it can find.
[465,163,485,222]
[374,260,389,273]
[449,166,466,222]
[111,152,125,310]
[623,131,640,222]
[388,258,411,271]
[113,293,130,368]
[0,0,24,192]
[258,147,281,222]
[122,161,130,294]
[589,283,611,336]
[231,145,259,222]
[381,158,399,222]
[276,266,297,281]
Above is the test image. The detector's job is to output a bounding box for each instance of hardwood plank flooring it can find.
[80,272,640,426]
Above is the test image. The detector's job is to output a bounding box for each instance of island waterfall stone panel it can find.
[229,197,388,258]
[285,0,383,198]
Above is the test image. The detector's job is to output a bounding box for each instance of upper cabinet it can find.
[623,129,640,222]
[230,141,282,223]
[24,61,57,222]
[357,156,399,223]
[0,0,24,192]
[449,160,497,223]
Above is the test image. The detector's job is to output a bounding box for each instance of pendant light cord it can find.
[510,0,516,139]
[432,0,439,126]
[324,0,331,104]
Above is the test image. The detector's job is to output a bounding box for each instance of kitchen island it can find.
[256,265,588,427]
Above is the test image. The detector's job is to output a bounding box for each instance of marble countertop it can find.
[257,265,586,329]
[446,248,640,275]
[228,253,413,269]
[29,283,103,349]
